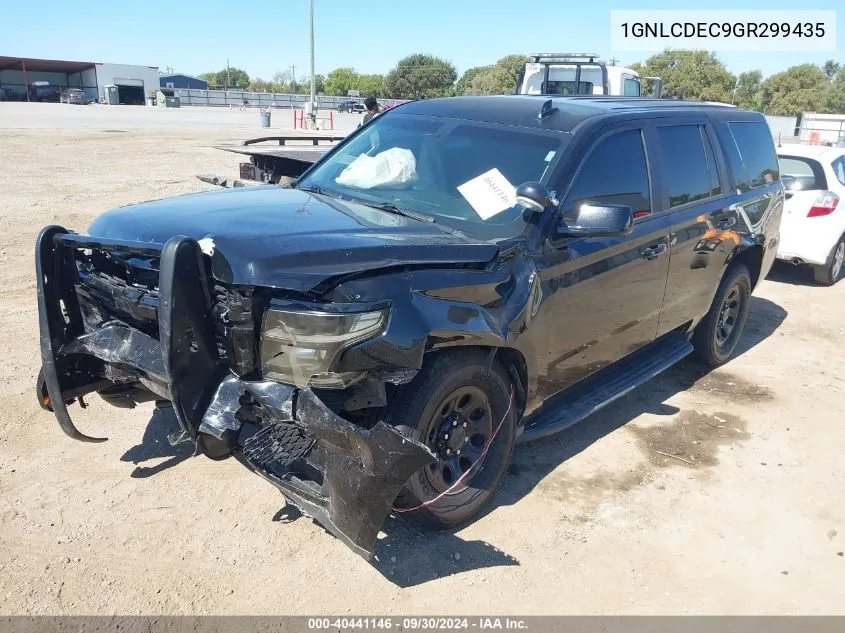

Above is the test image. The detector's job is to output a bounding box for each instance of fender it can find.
[327,255,546,415]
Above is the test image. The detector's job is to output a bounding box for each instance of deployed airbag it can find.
[336,148,418,189]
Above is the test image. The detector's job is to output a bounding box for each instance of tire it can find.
[812,235,845,286]
[692,262,752,368]
[386,350,517,529]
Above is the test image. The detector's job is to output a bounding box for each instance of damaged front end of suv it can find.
[35,225,456,559]
[34,204,534,559]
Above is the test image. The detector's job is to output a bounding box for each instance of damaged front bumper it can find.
[35,226,433,560]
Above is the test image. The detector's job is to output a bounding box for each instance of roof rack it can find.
[529,53,602,63]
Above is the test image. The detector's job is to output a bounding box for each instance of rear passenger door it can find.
[539,124,673,394]
[650,120,737,336]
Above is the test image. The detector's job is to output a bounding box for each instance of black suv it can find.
[337,99,364,113]
[28,83,61,102]
[35,96,782,559]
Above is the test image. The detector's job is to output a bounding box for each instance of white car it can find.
[776,145,845,285]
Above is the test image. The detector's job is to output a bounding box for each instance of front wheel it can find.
[692,262,752,368]
[387,350,517,529]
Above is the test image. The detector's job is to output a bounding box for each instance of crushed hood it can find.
[88,185,499,292]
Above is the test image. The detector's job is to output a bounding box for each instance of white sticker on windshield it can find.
[545,150,555,162]
[457,168,517,220]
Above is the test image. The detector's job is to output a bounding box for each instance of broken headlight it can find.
[260,304,388,389]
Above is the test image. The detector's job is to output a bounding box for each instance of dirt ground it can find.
[1,103,843,616]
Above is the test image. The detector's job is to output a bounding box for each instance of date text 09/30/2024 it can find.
[307,617,528,630]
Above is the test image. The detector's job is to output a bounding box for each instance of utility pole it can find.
[290,64,296,92]
[226,58,231,90]
[608,57,619,67]
[309,0,316,125]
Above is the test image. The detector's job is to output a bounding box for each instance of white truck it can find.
[515,53,662,98]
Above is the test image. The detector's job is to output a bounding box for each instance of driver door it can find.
[536,124,674,395]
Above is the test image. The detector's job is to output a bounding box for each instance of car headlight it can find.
[260,305,388,389]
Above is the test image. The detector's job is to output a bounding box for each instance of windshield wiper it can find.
[299,188,448,229]
[297,184,332,196]
[364,201,436,224]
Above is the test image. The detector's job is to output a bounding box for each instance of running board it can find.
[517,335,694,444]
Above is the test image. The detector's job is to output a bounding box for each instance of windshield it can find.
[297,113,564,240]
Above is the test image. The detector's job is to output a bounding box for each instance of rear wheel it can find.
[387,350,516,529]
[812,236,845,286]
[692,263,752,368]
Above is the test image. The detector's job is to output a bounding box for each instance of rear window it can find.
[546,80,594,95]
[727,121,780,189]
[777,156,826,191]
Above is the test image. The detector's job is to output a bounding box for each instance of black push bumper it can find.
[35,226,433,559]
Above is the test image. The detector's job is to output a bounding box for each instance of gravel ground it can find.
[0,102,843,615]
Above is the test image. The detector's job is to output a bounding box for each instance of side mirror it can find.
[515,181,556,213]
[557,203,634,238]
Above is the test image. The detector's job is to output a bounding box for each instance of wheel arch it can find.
[422,344,530,420]
[731,243,765,289]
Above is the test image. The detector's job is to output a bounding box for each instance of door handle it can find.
[640,242,667,260]
[716,216,737,230]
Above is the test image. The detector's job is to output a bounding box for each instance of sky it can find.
[2,0,842,80]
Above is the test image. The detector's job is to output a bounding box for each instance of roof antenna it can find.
[538,99,558,120]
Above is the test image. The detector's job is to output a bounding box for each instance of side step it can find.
[517,334,694,444]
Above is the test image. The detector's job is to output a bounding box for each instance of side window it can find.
[623,78,641,96]
[655,125,711,208]
[832,156,845,187]
[562,129,651,221]
[714,124,750,193]
[728,121,780,187]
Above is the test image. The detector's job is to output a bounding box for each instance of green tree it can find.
[199,67,250,89]
[270,70,289,92]
[468,54,530,95]
[384,54,457,100]
[248,78,273,92]
[629,50,735,102]
[198,72,217,87]
[324,67,360,96]
[733,70,763,110]
[761,64,830,115]
[454,66,490,95]
[826,69,845,114]
[823,60,841,81]
[356,74,385,98]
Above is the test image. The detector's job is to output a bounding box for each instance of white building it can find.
[0,56,160,104]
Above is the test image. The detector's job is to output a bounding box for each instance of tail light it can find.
[807,191,839,217]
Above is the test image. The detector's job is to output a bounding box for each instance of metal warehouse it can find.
[159,73,208,90]
[0,56,160,104]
